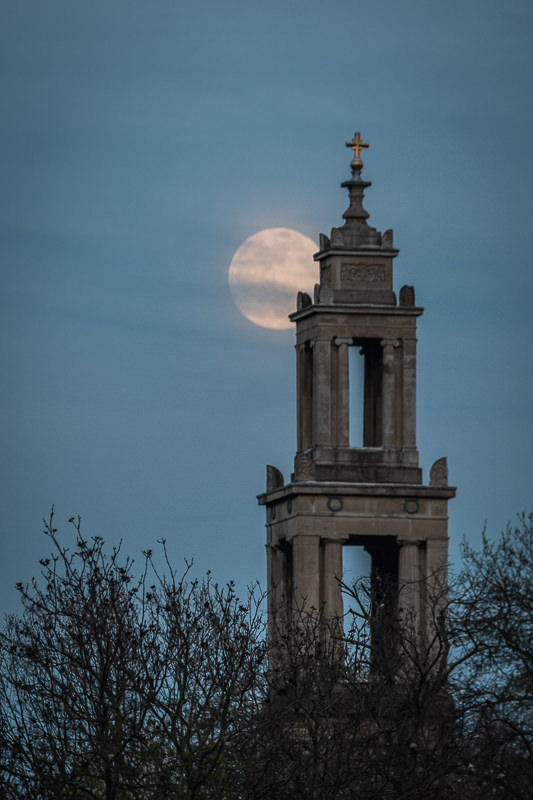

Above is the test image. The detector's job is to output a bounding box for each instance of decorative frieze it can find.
[341,262,387,286]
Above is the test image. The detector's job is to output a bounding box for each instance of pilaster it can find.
[334,337,351,446]
[313,339,332,445]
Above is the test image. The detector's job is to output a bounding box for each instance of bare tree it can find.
[449,511,533,798]
[141,547,268,799]
[1,511,532,799]
[0,511,268,800]
[249,574,466,800]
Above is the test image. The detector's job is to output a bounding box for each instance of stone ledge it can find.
[258,481,457,505]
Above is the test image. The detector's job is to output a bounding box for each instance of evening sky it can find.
[1,0,532,612]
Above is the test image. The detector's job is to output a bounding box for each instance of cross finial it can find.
[346,131,369,169]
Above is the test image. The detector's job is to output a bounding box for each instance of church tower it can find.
[258,134,456,642]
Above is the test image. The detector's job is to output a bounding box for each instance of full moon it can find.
[228,228,318,330]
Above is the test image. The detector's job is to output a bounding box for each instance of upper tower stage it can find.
[290,134,424,486]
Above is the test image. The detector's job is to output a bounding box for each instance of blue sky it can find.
[1,0,532,614]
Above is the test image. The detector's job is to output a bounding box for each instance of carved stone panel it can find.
[294,452,315,480]
[340,262,387,287]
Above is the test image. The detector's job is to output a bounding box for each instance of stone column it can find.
[266,542,292,670]
[424,537,449,658]
[321,539,344,619]
[425,538,448,615]
[398,538,422,623]
[380,338,399,446]
[292,535,320,615]
[313,339,332,445]
[267,544,290,617]
[403,337,417,448]
[334,338,351,446]
[297,342,313,451]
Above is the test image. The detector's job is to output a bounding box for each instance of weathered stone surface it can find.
[297,291,312,311]
[293,451,315,481]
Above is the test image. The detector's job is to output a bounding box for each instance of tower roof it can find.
[315,132,397,257]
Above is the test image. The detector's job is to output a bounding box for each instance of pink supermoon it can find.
[228,228,318,330]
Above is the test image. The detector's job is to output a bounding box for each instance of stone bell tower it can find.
[258,134,456,640]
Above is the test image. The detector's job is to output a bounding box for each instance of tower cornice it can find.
[290,304,424,323]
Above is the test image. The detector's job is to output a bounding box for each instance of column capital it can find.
[380,337,400,349]
[397,538,425,548]
[334,337,353,347]
[321,535,349,544]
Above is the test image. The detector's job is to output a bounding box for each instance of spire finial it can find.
[345,131,369,170]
